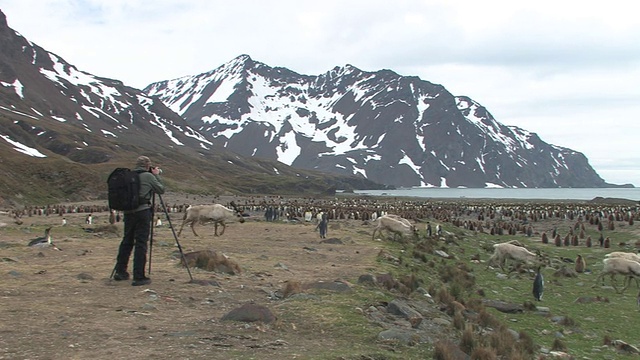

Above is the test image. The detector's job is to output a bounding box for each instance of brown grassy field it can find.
[0,196,402,359]
[2,194,640,359]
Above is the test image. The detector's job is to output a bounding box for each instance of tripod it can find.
[110,193,193,282]
[152,193,193,281]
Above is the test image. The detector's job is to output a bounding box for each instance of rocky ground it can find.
[0,198,456,360]
[2,194,639,359]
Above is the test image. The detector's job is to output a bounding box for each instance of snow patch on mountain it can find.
[0,133,47,157]
[276,131,300,165]
[1,78,24,98]
[206,73,242,105]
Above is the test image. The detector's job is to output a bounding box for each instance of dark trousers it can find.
[116,209,152,279]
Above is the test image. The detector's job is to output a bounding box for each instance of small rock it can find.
[549,351,572,359]
[357,274,376,286]
[320,238,343,244]
[189,279,221,286]
[431,318,451,327]
[77,273,93,280]
[387,299,423,328]
[221,303,276,324]
[142,303,157,311]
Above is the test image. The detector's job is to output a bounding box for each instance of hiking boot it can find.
[113,271,130,281]
[132,277,152,286]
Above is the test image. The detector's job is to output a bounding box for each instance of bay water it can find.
[352,188,640,201]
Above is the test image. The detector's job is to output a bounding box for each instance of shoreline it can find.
[3,190,638,212]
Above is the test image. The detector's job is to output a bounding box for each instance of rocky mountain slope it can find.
[144,55,612,188]
[0,10,380,207]
[0,9,623,207]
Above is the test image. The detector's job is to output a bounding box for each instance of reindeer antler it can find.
[229,201,242,213]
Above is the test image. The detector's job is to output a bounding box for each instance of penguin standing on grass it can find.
[28,227,61,251]
[533,266,544,301]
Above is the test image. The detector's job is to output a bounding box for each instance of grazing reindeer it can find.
[487,241,543,272]
[371,214,418,242]
[594,257,640,294]
[178,202,245,237]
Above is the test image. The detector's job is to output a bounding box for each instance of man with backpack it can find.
[113,156,165,286]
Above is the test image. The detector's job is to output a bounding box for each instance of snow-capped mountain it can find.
[145,55,608,188]
[0,6,616,205]
[0,10,381,206]
[0,11,212,159]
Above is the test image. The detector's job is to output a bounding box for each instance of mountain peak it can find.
[212,54,261,78]
[337,64,362,75]
[142,55,609,188]
[234,54,253,63]
[323,64,363,81]
[227,54,254,68]
[0,10,8,30]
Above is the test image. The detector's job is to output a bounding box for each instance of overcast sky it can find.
[2,1,639,186]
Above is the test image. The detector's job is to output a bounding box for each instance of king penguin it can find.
[533,266,544,301]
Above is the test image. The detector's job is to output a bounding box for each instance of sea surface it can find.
[352,188,640,201]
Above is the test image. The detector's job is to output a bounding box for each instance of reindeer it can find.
[371,214,418,242]
[177,202,245,237]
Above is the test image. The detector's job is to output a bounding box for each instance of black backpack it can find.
[107,168,142,211]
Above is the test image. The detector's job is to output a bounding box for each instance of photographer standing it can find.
[113,156,164,286]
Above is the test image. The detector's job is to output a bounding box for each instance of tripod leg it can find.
[157,194,194,282]
[148,195,155,276]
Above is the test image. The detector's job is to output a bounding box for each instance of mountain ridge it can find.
[0,11,383,207]
[0,10,632,208]
[144,54,620,189]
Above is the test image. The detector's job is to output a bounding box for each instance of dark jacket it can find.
[124,166,165,213]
